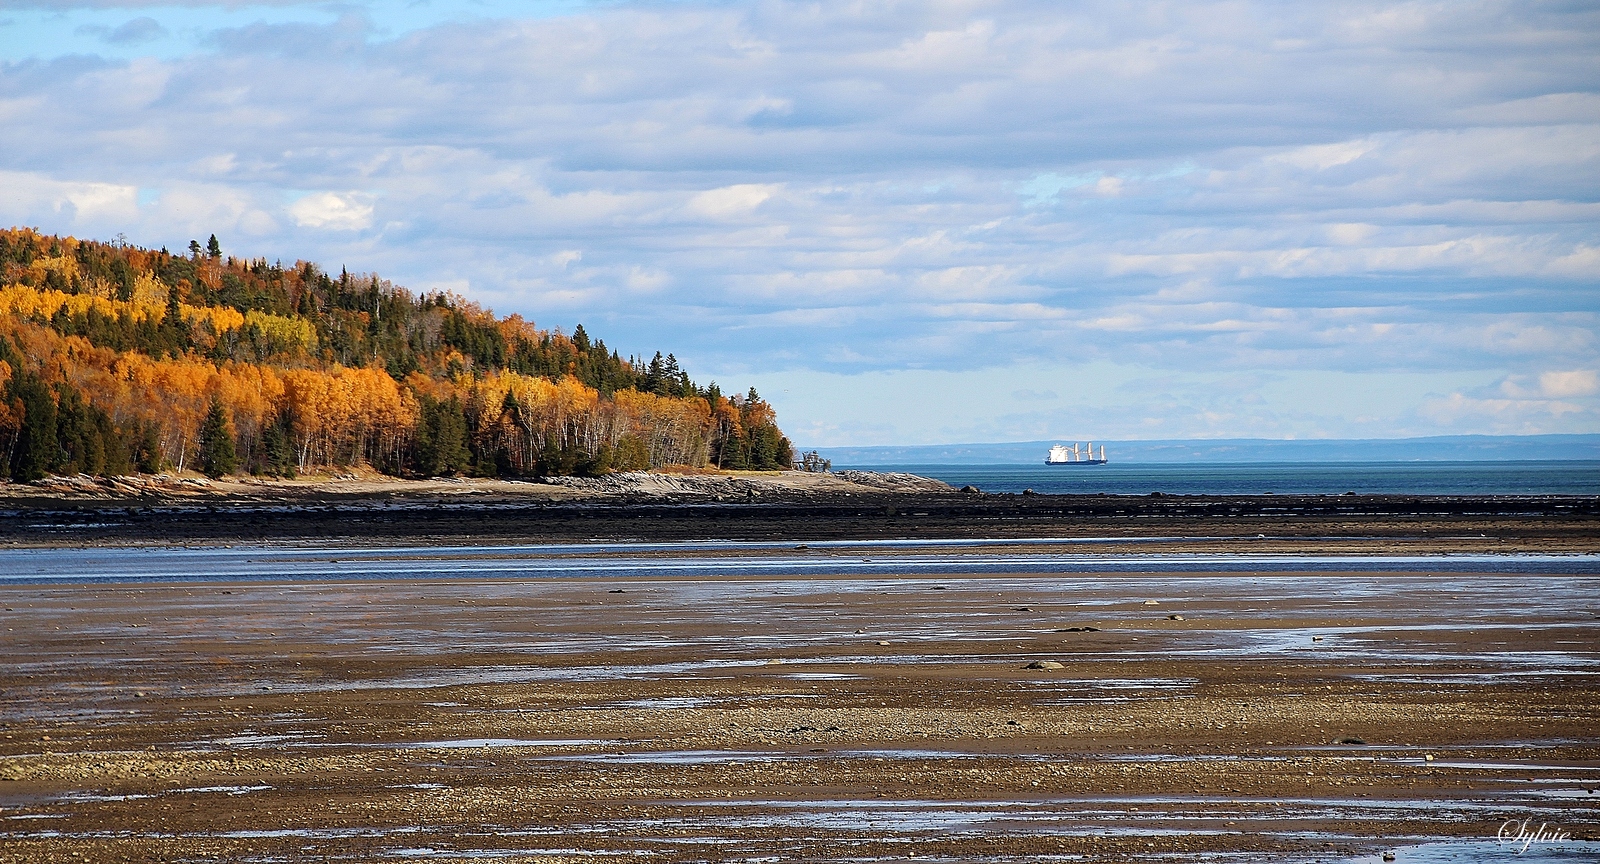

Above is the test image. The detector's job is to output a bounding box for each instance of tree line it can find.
[0,228,793,481]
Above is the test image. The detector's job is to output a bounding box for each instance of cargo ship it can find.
[1046,443,1107,465]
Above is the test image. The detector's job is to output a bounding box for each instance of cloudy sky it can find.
[3,0,1597,445]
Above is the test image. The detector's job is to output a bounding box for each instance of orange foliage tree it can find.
[0,227,792,479]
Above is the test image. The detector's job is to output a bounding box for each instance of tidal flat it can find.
[1,497,1598,863]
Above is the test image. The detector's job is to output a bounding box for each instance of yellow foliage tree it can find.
[282,366,415,472]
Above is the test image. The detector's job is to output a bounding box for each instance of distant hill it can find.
[814,435,1600,465]
[0,227,791,481]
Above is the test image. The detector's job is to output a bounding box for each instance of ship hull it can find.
[1045,459,1107,465]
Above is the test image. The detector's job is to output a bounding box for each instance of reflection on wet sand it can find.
[0,540,1596,862]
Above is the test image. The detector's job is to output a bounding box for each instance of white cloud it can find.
[1419,391,1593,433]
[624,266,669,293]
[1540,369,1599,398]
[1325,223,1377,245]
[686,184,779,219]
[1545,245,1600,277]
[287,192,373,231]
[64,179,137,219]
[0,171,138,225]
[1269,139,1376,171]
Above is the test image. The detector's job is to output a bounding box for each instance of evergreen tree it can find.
[98,411,131,477]
[198,398,238,478]
[207,234,221,259]
[132,424,163,473]
[54,382,105,476]
[259,417,296,478]
[297,284,318,317]
[644,352,666,395]
[663,354,684,396]
[8,371,57,482]
[415,396,471,476]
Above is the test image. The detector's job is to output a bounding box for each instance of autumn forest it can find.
[0,228,794,482]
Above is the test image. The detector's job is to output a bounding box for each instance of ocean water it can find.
[843,460,1600,496]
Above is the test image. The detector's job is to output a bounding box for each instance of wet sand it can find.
[2,534,1598,863]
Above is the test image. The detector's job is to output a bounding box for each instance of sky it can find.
[1,0,1597,446]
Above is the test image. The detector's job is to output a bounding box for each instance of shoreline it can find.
[0,468,1594,552]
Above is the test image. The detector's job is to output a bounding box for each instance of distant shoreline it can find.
[813,433,1600,465]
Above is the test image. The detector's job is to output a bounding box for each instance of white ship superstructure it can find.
[1045,442,1107,465]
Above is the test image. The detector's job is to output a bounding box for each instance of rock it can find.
[1014,606,1032,612]
[876,640,891,646]
[959,485,980,493]
[1383,853,1396,862]
[1021,488,1037,496]
[1312,636,1323,642]
[1024,660,1065,670]
[1337,737,1367,745]
[1055,626,1100,632]
[834,471,954,492]
[1166,614,1185,621]
[1142,600,1160,606]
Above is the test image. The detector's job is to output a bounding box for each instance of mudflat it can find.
[0,491,1597,862]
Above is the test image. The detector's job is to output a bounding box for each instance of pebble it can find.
[1167,614,1185,621]
[1024,661,1065,670]
[1143,600,1160,606]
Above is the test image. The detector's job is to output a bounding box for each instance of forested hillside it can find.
[0,228,792,481]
